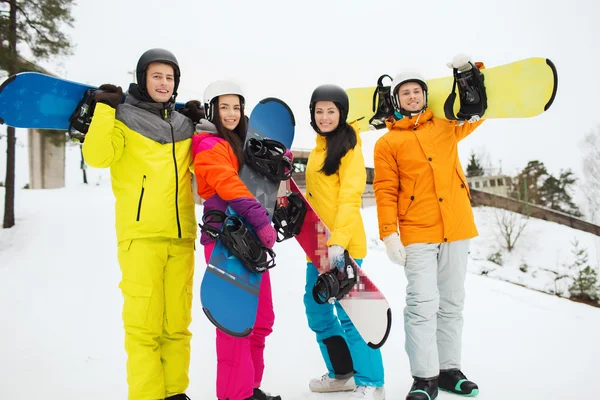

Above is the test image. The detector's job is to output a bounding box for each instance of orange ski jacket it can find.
[373,109,484,246]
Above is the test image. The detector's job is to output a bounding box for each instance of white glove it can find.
[328,245,346,271]
[456,114,481,126]
[383,233,406,266]
[447,53,473,72]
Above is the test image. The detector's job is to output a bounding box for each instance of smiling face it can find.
[145,62,175,103]
[218,94,241,131]
[313,101,340,133]
[397,81,425,112]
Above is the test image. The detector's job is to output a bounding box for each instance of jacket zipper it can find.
[165,108,182,238]
[136,175,146,221]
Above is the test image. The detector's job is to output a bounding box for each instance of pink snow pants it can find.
[204,243,275,400]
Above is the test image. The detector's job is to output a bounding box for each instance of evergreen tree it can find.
[540,169,582,217]
[466,151,484,177]
[513,161,582,217]
[513,160,549,205]
[568,239,599,301]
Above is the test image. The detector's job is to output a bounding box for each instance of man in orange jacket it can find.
[373,54,484,400]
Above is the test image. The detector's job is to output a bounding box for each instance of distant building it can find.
[291,149,375,188]
[290,151,517,207]
[466,175,512,197]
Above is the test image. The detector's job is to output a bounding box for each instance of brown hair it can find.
[212,97,247,172]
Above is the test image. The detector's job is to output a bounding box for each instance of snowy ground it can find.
[467,205,600,299]
[0,144,599,399]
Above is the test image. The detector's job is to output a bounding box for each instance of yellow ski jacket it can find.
[82,98,197,243]
[305,122,367,259]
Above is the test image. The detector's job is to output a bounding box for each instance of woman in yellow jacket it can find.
[82,49,196,400]
[373,55,484,400]
[304,84,385,400]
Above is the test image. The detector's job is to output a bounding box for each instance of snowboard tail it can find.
[202,247,262,337]
[0,72,96,130]
[346,57,558,132]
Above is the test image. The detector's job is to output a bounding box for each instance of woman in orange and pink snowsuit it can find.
[188,80,281,400]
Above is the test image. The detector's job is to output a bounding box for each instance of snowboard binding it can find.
[244,137,293,183]
[273,192,307,242]
[312,250,358,304]
[67,88,102,142]
[199,210,276,274]
[443,62,487,122]
[369,74,395,130]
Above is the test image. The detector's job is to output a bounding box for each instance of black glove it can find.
[95,84,123,109]
[179,100,205,124]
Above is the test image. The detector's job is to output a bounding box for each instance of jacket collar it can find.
[387,108,434,130]
[125,84,175,119]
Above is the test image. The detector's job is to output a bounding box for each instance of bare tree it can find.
[538,266,571,297]
[494,208,529,252]
[581,126,600,224]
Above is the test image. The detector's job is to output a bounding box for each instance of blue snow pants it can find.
[303,260,384,387]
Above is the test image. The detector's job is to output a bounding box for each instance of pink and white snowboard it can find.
[278,179,392,349]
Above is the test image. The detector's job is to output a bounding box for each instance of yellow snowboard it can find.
[346,57,558,132]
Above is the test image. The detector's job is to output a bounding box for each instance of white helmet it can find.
[203,80,245,122]
[390,71,428,116]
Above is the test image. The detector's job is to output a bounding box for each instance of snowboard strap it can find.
[312,251,357,304]
[273,192,307,242]
[68,88,100,142]
[199,210,276,274]
[369,74,395,130]
[244,137,293,182]
[443,62,487,121]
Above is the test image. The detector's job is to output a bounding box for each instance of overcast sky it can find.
[6,0,600,183]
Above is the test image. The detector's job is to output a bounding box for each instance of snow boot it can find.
[244,388,281,400]
[350,385,386,399]
[309,373,356,392]
[438,369,479,397]
[406,377,438,400]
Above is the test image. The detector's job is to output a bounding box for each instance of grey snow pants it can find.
[403,239,470,378]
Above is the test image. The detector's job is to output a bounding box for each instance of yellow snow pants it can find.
[117,237,195,400]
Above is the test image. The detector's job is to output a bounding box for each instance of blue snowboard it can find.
[200,98,295,337]
[0,72,184,130]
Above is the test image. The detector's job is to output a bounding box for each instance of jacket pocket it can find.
[136,175,146,221]
[182,282,194,328]
[398,178,416,216]
[456,167,471,199]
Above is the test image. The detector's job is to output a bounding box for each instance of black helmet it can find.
[309,84,349,134]
[136,48,181,97]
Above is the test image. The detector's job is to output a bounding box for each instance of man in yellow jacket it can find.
[373,55,484,400]
[82,48,196,400]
